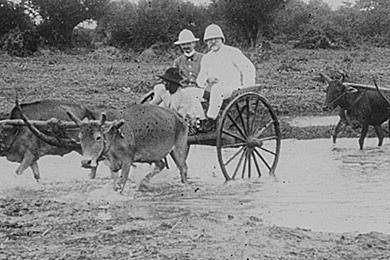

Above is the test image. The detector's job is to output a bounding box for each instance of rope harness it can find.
[96,127,119,163]
[327,87,368,110]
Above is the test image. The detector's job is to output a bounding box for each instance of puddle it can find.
[1,137,390,234]
[282,115,339,127]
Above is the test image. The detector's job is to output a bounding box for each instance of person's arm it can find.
[149,84,164,105]
[232,49,256,87]
[196,57,209,89]
[172,57,180,69]
[178,90,192,119]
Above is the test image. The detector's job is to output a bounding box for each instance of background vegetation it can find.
[2,0,390,56]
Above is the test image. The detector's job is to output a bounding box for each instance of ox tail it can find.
[373,79,390,107]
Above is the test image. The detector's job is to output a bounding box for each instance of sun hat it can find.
[204,24,225,42]
[158,67,183,86]
[174,29,199,45]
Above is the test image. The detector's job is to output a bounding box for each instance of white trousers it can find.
[207,82,235,119]
[182,87,206,120]
[150,84,206,120]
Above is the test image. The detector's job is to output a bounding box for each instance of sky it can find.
[189,0,356,9]
[10,0,356,9]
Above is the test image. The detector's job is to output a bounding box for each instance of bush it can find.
[0,0,34,38]
[2,27,41,57]
[73,28,95,48]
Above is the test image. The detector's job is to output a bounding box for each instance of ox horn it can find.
[319,73,332,83]
[15,102,80,149]
[67,111,83,126]
[100,113,107,126]
[337,69,347,82]
[113,119,125,129]
[373,79,390,107]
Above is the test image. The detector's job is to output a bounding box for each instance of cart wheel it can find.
[139,90,155,104]
[216,92,281,181]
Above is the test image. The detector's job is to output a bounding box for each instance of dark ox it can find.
[322,74,390,149]
[0,99,96,181]
[67,104,189,192]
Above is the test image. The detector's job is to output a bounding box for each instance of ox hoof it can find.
[113,183,124,193]
[138,181,151,192]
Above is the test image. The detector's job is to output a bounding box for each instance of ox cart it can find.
[0,85,281,183]
[140,85,282,181]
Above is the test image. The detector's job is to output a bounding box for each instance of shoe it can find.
[187,118,201,136]
[199,118,216,132]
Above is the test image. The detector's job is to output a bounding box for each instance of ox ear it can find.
[114,119,125,129]
[346,86,358,93]
[100,113,107,126]
[67,111,82,126]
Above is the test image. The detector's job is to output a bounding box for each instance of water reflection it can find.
[251,138,390,234]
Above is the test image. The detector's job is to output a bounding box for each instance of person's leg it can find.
[207,83,231,119]
[183,87,206,120]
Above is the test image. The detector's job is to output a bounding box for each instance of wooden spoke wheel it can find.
[216,92,281,181]
[140,90,154,104]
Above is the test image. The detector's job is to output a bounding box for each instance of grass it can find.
[1,44,390,139]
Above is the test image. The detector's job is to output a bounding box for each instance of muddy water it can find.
[1,137,390,234]
[283,115,339,127]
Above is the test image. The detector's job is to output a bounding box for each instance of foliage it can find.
[210,0,287,47]
[24,0,109,48]
[0,0,34,39]
[96,0,138,48]
[273,0,311,42]
[98,0,210,50]
[354,0,390,46]
[4,0,390,52]
[73,27,95,48]
[2,27,40,57]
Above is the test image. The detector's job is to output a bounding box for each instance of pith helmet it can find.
[204,24,225,42]
[174,29,199,45]
[158,67,183,86]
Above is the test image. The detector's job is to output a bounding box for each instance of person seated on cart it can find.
[196,24,256,132]
[150,29,206,125]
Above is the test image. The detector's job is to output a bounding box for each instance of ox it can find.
[0,99,96,181]
[322,74,390,149]
[67,104,189,192]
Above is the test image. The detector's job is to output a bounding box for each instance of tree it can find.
[354,0,390,45]
[212,0,288,47]
[134,0,208,49]
[0,0,33,38]
[274,0,311,41]
[97,0,138,48]
[98,0,210,50]
[23,0,109,47]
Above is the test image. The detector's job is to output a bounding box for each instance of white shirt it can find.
[150,84,192,119]
[196,44,256,91]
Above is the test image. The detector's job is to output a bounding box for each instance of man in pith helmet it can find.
[197,24,256,132]
[150,29,206,133]
[173,29,203,88]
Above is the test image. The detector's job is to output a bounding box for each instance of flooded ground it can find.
[282,115,340,127]
[1,136,390,259]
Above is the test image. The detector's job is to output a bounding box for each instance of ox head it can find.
[67,111,125,169]
[321,73,357,111]
[0,122,18,155]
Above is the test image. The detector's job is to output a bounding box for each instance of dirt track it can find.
[2,140,390,259]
